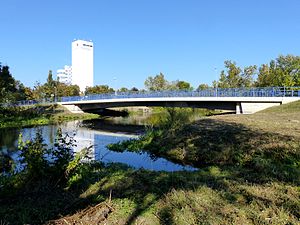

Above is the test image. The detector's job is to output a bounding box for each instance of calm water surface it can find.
[0,119,195,172]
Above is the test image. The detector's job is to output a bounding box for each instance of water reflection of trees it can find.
[0,154,13,173]
[0,128,20,153]
[0,128,20,173]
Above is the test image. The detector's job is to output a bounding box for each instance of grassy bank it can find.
[0,102,299,224]
[0,104,99,129]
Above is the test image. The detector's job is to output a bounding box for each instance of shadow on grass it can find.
[0,119,299,224]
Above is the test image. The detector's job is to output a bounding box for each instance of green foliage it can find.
[256,55,300,87]
[32,71,80,100]
[144,72,169,91]
[174,80,193,90]
[35,70,56,99]
[0,64,28,102]
[65,146,93,178]
[108,108,193,155]
[216,60,257,88]
[0,104,99,129]
[0,153,14,174]
[51,128,75,174]
[85,85,115,95]
[18,131,48,178]
[130,87,139,92]
[213,54,300,88]
[56,83,80,97]
[118,87,129,92]
[47,70,55,87]
[197,83,209,90]
[15,129,91,183]
[116,87,140,93]
[144,73,193,91]
[158,108,192,130]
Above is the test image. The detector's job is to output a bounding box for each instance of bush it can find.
[17,129,90,184]
[18,130,48,178]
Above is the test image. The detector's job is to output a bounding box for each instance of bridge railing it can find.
[1,86,299,107]
[60,86,300,103]
[0,99,53,108]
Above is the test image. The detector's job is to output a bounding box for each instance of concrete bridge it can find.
[58,88,300,114]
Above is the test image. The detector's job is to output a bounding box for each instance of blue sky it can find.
[1,0,300,90]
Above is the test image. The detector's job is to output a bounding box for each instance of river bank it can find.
[0,104,99,129]
[0,102,299,224]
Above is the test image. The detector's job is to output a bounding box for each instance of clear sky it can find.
[1,0,300,90]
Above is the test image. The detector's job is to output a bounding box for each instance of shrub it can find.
[17,129,90,184]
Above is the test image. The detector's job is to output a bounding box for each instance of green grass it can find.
[1,163,298,224]
[0,104,99,129]
[259,99,300,113]
[0,102,299,224]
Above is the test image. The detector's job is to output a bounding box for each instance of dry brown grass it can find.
[211,101,300,138]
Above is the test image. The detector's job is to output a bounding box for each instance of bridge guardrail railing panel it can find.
[2,86,300,107]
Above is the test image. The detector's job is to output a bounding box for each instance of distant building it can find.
[56,65,72,85]
[71,40,94,92]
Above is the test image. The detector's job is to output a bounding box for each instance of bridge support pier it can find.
[62,104,84,113]
[236,102,242,114]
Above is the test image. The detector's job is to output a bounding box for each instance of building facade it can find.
[71,40,94,92]
[56,65,72,85]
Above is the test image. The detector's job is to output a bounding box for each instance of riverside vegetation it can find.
[0,104,99,129]
[0,102,300,224]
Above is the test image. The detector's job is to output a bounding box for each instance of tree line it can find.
[214,54,300,88]
[145,54,300,91]
[1,54,300,103]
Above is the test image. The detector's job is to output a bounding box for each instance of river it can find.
[0,118,195,172]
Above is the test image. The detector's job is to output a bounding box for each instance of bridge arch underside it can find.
[74,101,237,114]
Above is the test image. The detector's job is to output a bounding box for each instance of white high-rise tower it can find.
[71,40,94,92]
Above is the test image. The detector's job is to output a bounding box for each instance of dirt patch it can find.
[47,202,114,225]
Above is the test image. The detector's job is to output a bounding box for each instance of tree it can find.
[273,55,300,86]
[240,65,257,87]
[256,55,300,87]
[175,80,193,90]
[216,70,229,88]
[44,70,56,99]
[47,70,55,87]
[32,81,45,100]
[23,86,34,100]
[144,73,193,91]
[57,83,80,97]
[85,85,114,95]
[32,70,81,100]
[197,83,209,90]
[215,61,256,88]
[0,63,28,102]
[224,60,242,87]
[256,64,272,87]
[119,87,129,92]
[130,87,139,92]
[144,73,169,91]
